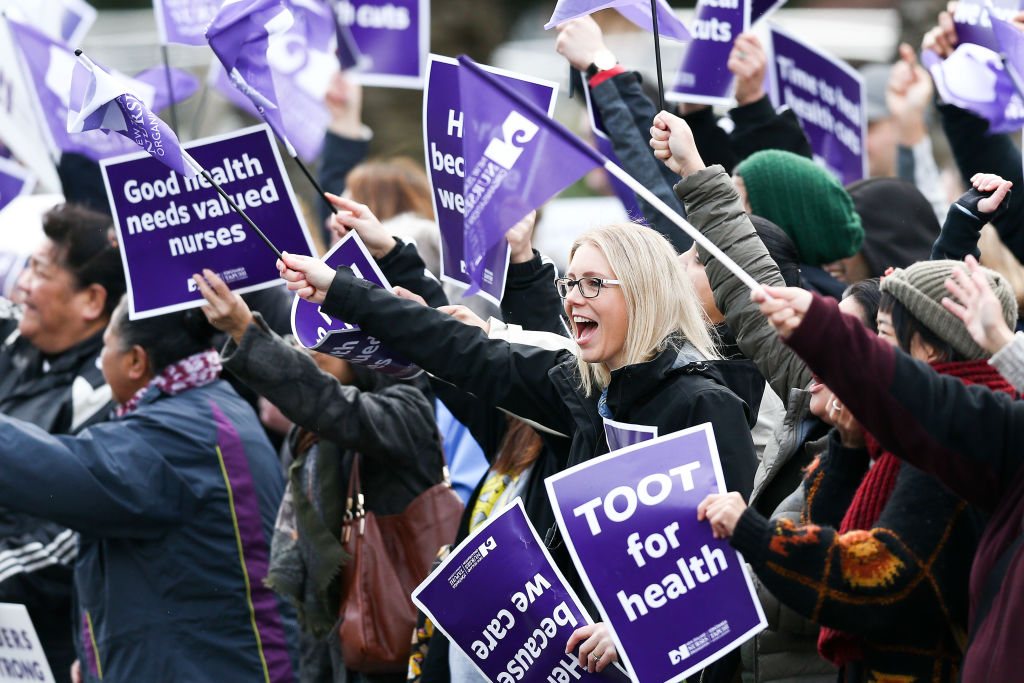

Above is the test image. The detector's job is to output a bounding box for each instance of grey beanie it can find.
[880,260,1017,360]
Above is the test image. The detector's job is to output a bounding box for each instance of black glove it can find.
[956,186,1012,221]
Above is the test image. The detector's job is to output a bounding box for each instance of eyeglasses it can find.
[554,276,621,299]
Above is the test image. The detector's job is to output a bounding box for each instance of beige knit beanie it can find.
[880,260,1017,360]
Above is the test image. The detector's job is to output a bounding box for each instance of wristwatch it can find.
[586,49,617,80]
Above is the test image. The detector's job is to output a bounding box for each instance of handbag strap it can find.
[342,454,365,543]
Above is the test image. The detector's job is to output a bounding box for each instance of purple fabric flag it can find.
[545,0,691,42]
[602,417,657,452]
[922,45,1024,134]
[0,156,35,214]
[4,17,149,164]
[424,55,558,304]
[134,66,201,112]
[412,499,631,683]
[326,0,366,70]
[153,0,224,46]
[990,13,1024,96]
[456,56,604,295]
[669,0,750,105]
[68,52,195,178]
[207,0,297,156]
[101,125,316,318]
[769,25,867,186]
[953,0,1024,52]
[290,231,421,379]
[545,425,767,683]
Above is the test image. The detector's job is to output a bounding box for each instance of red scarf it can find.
[817,359,1014,666]
[115,348,222,417]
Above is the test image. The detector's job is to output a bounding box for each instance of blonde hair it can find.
[570,223,719,396]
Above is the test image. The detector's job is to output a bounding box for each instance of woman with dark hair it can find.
[0,297,298,683]
[700,259,1017,681]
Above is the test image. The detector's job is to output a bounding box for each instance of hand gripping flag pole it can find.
[70,49,282,259]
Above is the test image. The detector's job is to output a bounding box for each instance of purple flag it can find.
[581,83,644,220]
[68,52,195,178]
[990,12,1024,96]
[668,0,750,105]
[412,500,631,683]
[207,0,297,155]
[100,125,316,319]
[327,0,427,89]
[545,425,767,683]
[153,0,224,46]
[290,231,421,379]
[4,17,151,164]
[769,25,867,186]
[545,0,691,42]
[922,45,1024,134]
[456,56,604,296]
[751,0,786,25]
[424,55,558,304]
[4,0,97,46]
[953,0,1024,52]
[0,156,35,214]
[134,66,201,112]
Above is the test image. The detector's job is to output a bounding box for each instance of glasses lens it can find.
[555,279,569,298]
[580,278,601,298]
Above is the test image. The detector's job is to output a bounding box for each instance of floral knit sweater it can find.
[731,425,987,682]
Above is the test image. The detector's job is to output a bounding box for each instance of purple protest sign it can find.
[330,0,428,89]
[423,55,558,305]
[668,0,750,105]
[0,157,35,214]
[4,17,148,164]
[545,0,690,41]
[922,46,1024,134]
[290,231,420,379]
[602,418,656,453]
[100,125,316,319]
[750,0,785,24]
[412,499,631,683]
[953,0,1024,52]
[582,84,643,220]
[769,24,866,186]
[153,0,223,46]
[545,425,767,683]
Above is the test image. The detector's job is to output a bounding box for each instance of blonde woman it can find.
[276,222,759,668]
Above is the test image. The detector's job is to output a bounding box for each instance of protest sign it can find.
[668,0,750,105]
[0,603,55,683]
[0,157,34,214]
[953,0,1024,52]
[412,499,630,683]
[290,231,421,379]
[602,418,656,453]
[329,0,429,89]
[0,18,61,192]
[769,24,866,186]
[423,55,558,304]
[100,125,315,319]
[546,425,766,683]
[154,0,223,46]
[581,84,643,220]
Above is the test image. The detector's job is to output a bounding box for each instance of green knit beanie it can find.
[736,150,864,266]
[880,260,1017,360]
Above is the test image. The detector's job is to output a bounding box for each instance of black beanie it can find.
[846,177,939,277]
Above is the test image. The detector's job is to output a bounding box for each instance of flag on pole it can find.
[544,0,690,41]
[206,0,298,156]
[989,11,1024,96]
[67,52,196,178]
[456,56,604,293]
[921,45,1024,134]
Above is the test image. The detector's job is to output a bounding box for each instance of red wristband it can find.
[588,65,626,88]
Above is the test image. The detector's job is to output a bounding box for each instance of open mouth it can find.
[573,315,598,345]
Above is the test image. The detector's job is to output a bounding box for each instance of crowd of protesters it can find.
[3,4,1024,683]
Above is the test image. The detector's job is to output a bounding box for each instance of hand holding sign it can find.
[555,16,612,72]
[728,33,768,106]
[696,491,747,539]
[751,285,813,339]
[567,622,620,673]
[193,268,256,344]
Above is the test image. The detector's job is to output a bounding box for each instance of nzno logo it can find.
[668,644,689,665]
[482,111,539,170]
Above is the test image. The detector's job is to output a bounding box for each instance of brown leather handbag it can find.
[337,454,463,673]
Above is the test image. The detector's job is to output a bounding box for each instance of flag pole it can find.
[183,153,282,259]
[290,155,339,215]
[160,44,180,134]
[650,0,666,112]
[603,159,762,293]
[189,79,209,140]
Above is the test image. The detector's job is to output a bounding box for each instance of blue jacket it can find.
[0,379,298,682]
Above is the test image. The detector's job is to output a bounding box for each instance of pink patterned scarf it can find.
[115,348,222,417]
